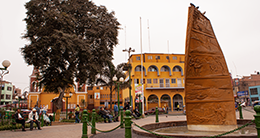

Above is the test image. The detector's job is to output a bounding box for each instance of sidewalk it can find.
[0,108,255,138]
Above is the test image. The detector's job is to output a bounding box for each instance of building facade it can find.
[233,72,260,105]
[27,68,122,112]
[0,81,14,105]
[122,53,185,112]
[248,85,260,103]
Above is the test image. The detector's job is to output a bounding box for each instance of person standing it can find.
[177,104,180,111]
[14,109,26,131]
[28,108,41,130]
[113,102,119,122]
[104,100,108,109]
[75,105,81,123]
[123,102,130,110]
[34,105,40,115]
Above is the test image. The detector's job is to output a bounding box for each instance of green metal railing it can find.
[80,105,260,138]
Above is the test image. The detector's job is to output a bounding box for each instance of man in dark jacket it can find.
[14,109,26,131]
[99,107,111,123]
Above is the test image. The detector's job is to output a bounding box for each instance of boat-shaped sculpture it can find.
[185,3,237,131]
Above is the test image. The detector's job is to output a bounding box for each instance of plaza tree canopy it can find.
[21,0,120,111]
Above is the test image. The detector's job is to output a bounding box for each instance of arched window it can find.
[161,66,170,72]
[173,66,181,72]
[148,66,157,72]
[173,66,183,76]
[135,66,141,71]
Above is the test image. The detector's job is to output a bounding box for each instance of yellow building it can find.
[27,68,122,112]
[122,53,185,112]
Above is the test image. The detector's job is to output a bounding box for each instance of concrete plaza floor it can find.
[0,107,256,138]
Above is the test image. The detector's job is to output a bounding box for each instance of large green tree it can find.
[96,62,129,111]
[21,0,120,111]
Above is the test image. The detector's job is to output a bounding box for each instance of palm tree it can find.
[96,62,129,110]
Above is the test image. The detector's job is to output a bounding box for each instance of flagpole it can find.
[140,17,145,116]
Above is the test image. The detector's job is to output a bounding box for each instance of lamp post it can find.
[64,92,72,120]
[113,76,124,109]
[123,47,135,107]
[0,60,11,105]
[15,95,25,109]
[137,92,142,114]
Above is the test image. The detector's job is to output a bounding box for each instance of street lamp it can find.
[15,95,25,109]
[123,47,135,107]
[0,60,11,105]
[137,91,142,114]
[64,92,72,120]
[113,76,124,109]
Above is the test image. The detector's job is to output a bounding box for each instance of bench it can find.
[10,114,39,131]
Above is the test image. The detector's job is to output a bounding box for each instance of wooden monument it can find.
[185,4,237,131]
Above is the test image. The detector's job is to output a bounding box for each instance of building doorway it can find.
[147,94,158,110]
[173,94,183,111]
[160,94,171,111]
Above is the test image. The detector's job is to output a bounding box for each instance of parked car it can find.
[253,101,260,107]
[144,107,165,115]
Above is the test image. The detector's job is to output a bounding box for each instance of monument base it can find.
[188,125,238,132]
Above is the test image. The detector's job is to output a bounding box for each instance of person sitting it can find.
[133,106,141,118]
[43,113,51,126]
[49,115,53,125]
[99,107,111,123]
[130,108,138,119]
[28,108,41,130]
[14,109,26,131]
[104,108,113,122]
[68,111,73,119]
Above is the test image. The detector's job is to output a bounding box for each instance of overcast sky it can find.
[0,0,259,92]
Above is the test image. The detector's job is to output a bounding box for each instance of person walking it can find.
[113,102,119,122]
[28,108,41,130]
[14,109,26,131]
[75,105,81,123]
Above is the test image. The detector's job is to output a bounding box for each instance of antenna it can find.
[167,40,169,53]
[147,19,151,52]
[125,26,127,61]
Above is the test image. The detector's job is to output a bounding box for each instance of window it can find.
[6,95,11,99]
[250,88,258,95]
[171,79,176,83]
[1,94,4,99]
[90,95,93,99]
[155,56,160,60]
[136,56,140,60]
[96,87,99,90]
[148,66,157,72]
[166,56,169,60]
[173,66,181,72]
[134,79,139,84]
[161,66,169,72]
[135,66,141,71]
[1,85,4,90]
[148,56,153,59]
[141,79,145,84]
[251,97,259,102]
[100,87,103,90]
[153,79,158,84]
[172,56,177,60]
[147,79,152,84]
[87,87,93,90]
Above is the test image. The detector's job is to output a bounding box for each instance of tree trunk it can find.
[109,87,113,112]
[53,87,65,121]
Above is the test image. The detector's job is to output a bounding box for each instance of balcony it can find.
[146,83,184,90]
